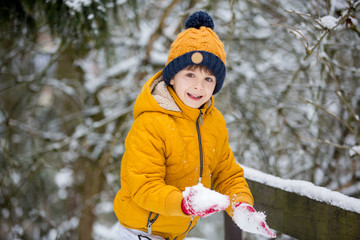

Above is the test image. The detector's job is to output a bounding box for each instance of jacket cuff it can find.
[227,193,254,216]
[165,190,189,217]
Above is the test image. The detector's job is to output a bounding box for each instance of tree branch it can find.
[299,96,356,136]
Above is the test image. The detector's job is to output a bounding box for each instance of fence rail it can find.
[224,178,360,240]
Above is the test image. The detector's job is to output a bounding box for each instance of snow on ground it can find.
[241,164,360,213]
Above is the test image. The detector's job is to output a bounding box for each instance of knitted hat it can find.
[163,11,226,95]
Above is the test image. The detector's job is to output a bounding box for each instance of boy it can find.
[114,11,276,240]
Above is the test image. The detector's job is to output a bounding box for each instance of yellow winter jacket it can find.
[114,71,254,240]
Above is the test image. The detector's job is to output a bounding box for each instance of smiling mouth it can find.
[187,93,203,100]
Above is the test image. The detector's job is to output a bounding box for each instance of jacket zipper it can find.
[146,212,159,234]
[196,110,204,183]
[174,216,194,240]
[174,111,204,240]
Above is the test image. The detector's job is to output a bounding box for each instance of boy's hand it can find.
[232,202,276,238]
[181,183,230,217]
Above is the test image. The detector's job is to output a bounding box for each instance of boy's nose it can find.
[193,79,203,90]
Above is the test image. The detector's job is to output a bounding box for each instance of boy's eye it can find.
[186,73,195,78]
[205,77,214,82]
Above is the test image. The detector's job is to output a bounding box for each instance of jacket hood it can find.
[133,70,215,120]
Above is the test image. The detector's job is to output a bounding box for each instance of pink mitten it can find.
[233,202,276,238]
[181,183,230,217]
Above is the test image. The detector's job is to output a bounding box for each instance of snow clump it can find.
[349,145,360,157]
[182,183,230,213]
[319,15,338,29]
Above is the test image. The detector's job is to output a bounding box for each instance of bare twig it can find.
[271,23,309,49]
[280,2,359,61]
[284,10,323,30]
[323,59,360,128]
[304,2,360,59]
[300,135,360,156]
[299,135,349,150]
[18,106,133,159]
[145,0,181,61]
[299,96,356,136]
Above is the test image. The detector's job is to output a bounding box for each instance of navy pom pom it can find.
[185,11,214,30]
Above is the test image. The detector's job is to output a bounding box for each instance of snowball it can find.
[183,183,230,213]
[233,205,267,235]
[232,203,276,238]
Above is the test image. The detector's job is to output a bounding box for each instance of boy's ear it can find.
[169,78,175,85]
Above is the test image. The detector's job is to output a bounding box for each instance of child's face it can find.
[170,66,216,109]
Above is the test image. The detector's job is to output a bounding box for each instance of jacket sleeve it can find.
[122,113,186,217]
[210,115,254,216]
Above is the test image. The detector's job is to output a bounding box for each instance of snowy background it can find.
[0,0,359,239]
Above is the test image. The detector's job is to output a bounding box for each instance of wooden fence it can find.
[224,179,360,240]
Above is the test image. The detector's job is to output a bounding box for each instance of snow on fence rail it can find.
[224,165,360,240]
[242,165,360,214]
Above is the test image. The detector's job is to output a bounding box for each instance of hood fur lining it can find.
[151,76,181,112]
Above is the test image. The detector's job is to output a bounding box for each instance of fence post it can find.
[224,211,242,240]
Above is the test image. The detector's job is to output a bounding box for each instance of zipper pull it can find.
[199,111,203,125]
[147,223,152,234]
